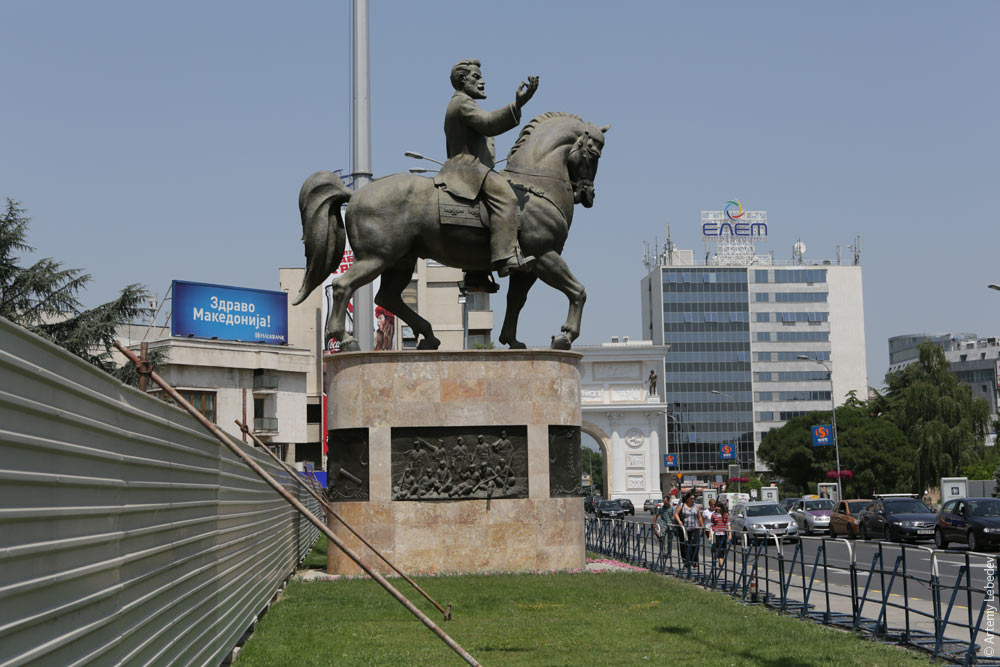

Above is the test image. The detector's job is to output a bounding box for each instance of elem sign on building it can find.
[171,280,288,344]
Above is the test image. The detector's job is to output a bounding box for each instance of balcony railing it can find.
[253,374,278,390]
[254,417,278,432]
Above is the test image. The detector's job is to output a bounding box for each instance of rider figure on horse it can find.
[436,59,539,277]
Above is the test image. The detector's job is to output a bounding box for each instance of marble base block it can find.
[324,349,584,576]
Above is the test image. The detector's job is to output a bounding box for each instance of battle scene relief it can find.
[391,426,528,501]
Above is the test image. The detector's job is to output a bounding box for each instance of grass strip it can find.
[237,565,924,666]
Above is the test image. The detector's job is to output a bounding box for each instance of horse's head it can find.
[568,123,609,208]
[507,113,610,208]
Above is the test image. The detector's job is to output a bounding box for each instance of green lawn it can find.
[300,534,328,570]
[237,562,925,666]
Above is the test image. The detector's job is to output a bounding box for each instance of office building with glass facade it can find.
[641,249,868,487]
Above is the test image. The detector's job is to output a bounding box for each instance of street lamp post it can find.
[798,355,842,501]
[711,390,738,494]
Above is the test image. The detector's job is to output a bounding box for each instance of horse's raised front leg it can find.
[327,256,386,351]
[498,271,537,349]
[531,250,586,350]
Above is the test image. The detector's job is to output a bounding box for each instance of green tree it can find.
[1,199,157,382]
[581,446,604,495]
[758,401,916,497]
[885,343,991,493]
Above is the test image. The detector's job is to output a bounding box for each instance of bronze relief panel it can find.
[326,427,369,501]
[549,425,583,498]
[391,426,527,501]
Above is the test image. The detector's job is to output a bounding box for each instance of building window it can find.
[756,332,771,342]
[755,293,770,302]
[467,330,492,348]
[157,390,217,423]
[467,291,490,311]
[756,312,770,323]
[754,270,769,283]
[757,352,772,361]
[757,411,774,421]
[306,403,322,424]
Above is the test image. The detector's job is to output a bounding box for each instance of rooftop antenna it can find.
[836,245,841,265]
[792,239,806,265]
[665,224,674,265]
[848,235,861,265]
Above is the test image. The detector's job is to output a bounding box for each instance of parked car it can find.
[584,495,603,514]
[779,498,798,512]
[790,498,835,535]
[643,498,658,513]
[731,501,799,542]
[618,498,635,516]
[859,496,936,542]
[935,497,1000,552]
[595,499,627,519]
[829,499,873,539]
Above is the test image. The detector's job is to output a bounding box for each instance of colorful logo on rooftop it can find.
[724,200,744,222]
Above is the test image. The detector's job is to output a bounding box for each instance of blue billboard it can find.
[720,443,735,460]
[812,425,833,447]
[172,280,288,344]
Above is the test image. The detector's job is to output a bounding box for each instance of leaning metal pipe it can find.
[114,342,478,666]
[234,419,452,620]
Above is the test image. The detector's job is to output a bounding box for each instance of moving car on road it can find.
[935,497,1000,552]
[790,498,835,535]
[830,499,872,539]
[731,501,799,542]
[859,496,935,542]
[618,498,635,516]
[595,499,627,519]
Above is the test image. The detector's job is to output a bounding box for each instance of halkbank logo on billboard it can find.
[701,200,768,240]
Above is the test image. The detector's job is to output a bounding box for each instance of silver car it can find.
[732,502,800,542]
[790,498,835,535]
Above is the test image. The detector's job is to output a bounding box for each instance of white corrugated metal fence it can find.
[0,318,322,665]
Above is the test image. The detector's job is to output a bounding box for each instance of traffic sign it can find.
[812,425,833,446]
[720,443,735,460]
[664,454,678,468]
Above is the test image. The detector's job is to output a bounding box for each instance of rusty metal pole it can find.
[235,419,452,620]
[114,342,477,666]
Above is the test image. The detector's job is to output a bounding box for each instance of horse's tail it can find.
[293,170,352,306]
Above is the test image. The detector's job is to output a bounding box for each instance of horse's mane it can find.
[508,112,583,159]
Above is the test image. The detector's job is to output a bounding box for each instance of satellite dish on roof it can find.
[793,241,807,255]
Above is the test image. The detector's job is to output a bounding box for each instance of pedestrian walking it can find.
[711,501,730,566]
[673,491,704,569]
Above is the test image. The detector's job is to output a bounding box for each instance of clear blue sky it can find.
[2,1,997,388]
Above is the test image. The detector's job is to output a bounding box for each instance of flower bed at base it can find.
[295,557,644,582]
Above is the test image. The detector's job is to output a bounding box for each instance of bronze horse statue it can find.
[293,112,608,351]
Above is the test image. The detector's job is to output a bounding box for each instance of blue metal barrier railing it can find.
[584,517,999,665]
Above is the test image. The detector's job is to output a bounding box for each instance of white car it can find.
[731,502,800,542]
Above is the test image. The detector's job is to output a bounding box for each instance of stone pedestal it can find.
[323,349,584,575]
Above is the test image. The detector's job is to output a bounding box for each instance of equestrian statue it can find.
[293,59,608,351]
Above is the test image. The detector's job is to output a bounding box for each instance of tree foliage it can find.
[759,345,993,497]
[1,198,159,383]
[581,446,604,495]
[884,343,991,492]
[758,402,915,498]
